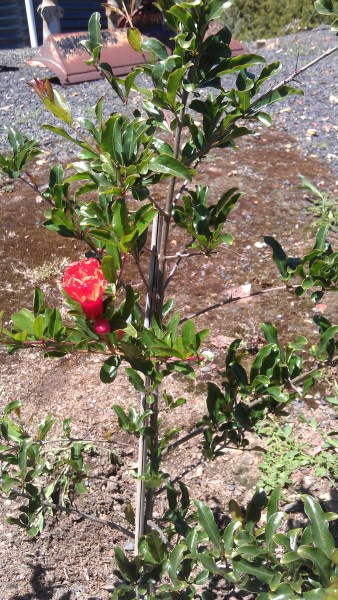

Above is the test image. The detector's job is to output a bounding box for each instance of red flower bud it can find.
[63,258,106,319]
[28,78,54,101]
[116,329,124,341]
[94,318,111,335]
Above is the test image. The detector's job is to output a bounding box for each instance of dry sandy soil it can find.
[0,124,338,599]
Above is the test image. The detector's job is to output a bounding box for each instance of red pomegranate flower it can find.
[63,258,106,319]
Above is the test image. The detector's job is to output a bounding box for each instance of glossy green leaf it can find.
[3,400,22,417]
[268,582,299,599]
[127,27,142,52]
[114,546,138,582]
[303,495,335,559]
[246,488,267,532]
[232,557,273,584]
[297,545,332,585]
[167,65,191,107]
[218,54,265,75]
[267,486,282,521]
[265,512,286,550]
[125,368,146,393]
[314,0,338,16]
[194,500,221,547]
[141,37,168,60]
[88,12,102,48]
[150,154,192,180]
[303,589,326,600]
[264,236,288,278]
[100,355,121,383]
[138,531,167,564]
[168,543,186,584]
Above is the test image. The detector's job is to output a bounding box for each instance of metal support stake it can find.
[24,0,38,48]
[134,213,161,551]
[37,0,64,42]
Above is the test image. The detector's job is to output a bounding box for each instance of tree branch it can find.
[247,357,338,409]
[8,489,133,538]
[249,43,338,112]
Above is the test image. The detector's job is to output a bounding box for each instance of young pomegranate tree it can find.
[1,0,338,597]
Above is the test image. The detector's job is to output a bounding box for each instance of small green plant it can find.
[0,400,96,537]
[255,419,338,490]
[256,420,311,489]
[300,175,338,234]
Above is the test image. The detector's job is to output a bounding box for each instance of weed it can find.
[300,175,338,232]
[255,418,338,490]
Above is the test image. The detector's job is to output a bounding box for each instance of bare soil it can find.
[1,126,337,599]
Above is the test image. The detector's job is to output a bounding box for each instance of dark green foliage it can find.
[224,0,326,41]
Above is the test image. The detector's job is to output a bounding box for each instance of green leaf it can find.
[18,438,30,473]
[232,557,273,584]
[181,320,196,352]
[267,486,282,521]
[127,27,142,52]
[194,500,221,548]
[42,125,82,147]
[48,308,63,337]
[245,488,267,532]
[303,589,326,600]
[222,520,242,553]
[33,287,46,317]
[268,583,299,599]
[100,355,121,383]
[302,495,335,559]
[41,91,72,125]
[4,400,22,417]
[256,112,272,127]
[254,86,303,111]
[317,326,338,358]
[101,255,117,283]
[264,236,288,278]
[125,368,145,393]
[112,405,130,429]
[138,531,167,564]
[141,37,168,60]
[88,12,102,49]
[168,543,186,584]
[314,225,330,251]
[198,552,234,578]
[114,546,138,582]
[297,545,332,585]
[315,0,338,16]
[167,65,191,107]
[261,322,281,349]
[218,54,266,75]
[150,154,193,180]
[12,309,35,334]
[265,512,286,550]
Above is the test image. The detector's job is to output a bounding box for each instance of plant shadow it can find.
[10,563,71,600]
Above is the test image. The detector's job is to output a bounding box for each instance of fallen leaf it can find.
[25,59,47,68]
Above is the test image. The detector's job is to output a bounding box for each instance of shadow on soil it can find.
[11,563,71,600]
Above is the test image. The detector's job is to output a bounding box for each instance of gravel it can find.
[0,26,337,177]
